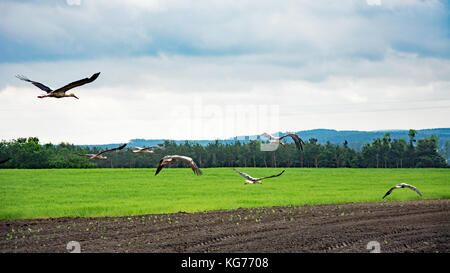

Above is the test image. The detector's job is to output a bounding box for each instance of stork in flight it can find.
[132,145,166,154]
[16,72,100,99]
[261,132,305,151]
[382,183,423,199]
[155,155,202,176]
[233,169,285,184]
[77,143,126,160]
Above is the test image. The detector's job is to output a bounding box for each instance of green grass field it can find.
[0,168,449,219]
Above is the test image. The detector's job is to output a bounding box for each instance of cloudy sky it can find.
[0,0,449,144]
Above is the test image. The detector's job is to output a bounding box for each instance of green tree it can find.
[415,135,447,167]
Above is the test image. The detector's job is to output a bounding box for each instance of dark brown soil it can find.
[1,199,448,253]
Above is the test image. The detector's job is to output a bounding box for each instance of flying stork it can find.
[155,155,202,176]
[16,72,100,99]
[382,183,423,199]
[233,169,285,184]
[77,143,127,160]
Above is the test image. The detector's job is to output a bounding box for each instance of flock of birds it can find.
[2,72,424,199]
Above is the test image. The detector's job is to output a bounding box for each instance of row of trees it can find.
[0,132,448,169]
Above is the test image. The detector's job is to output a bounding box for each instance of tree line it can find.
[0,130,448,169]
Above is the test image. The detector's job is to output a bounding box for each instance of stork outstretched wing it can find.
[232,169,255,180]
[55,72,100,93]
[280,134,305,151]
[16,75,53,93]
[96,143,127,156]
[258,170,285,180]
[404,184,423,197]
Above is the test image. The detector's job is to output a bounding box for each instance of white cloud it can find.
[0,0,447,61]
[1,51,449,144]
[66,0,81,6]
[366,0,381,6]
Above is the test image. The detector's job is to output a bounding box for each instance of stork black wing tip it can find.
[90,72,101,81]
[193,168,203,176]
[155,164,163,176]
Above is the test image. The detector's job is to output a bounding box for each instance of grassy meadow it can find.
[0,168,449,219]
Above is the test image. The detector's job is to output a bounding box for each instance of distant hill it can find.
[80,128,450,152]
[275,128,450,151]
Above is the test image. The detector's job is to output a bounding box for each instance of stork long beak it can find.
[73,95,79,99]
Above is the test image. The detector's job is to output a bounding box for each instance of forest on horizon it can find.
[1,129,448,169]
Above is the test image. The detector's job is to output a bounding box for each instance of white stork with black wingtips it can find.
[77,143,127,160]
[382,183,423,199]
[233,169,285,184]
[16,72,100,99]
